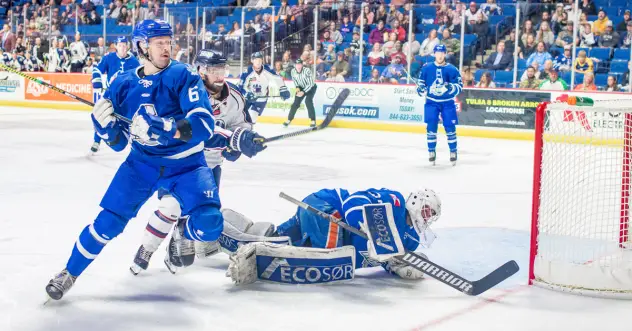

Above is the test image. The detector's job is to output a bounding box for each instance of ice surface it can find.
[1,107,630,331]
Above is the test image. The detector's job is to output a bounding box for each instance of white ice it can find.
[1,107,630,331]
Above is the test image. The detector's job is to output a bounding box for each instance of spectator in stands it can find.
[475,71,495,88]
[1,24,16,53]
[435,5,450,24]
[31,37,46,69]
[536,21,555,48]
[403,34,420,58]
[322,44,336,65]
[274,61,289,79]
[536,11,558,35]
[482,41,512,71]
[465,2,487,22]
[82,57,94,74]
[350,31,364,56]
[369,20,389,46]
[332,51,350,77]
[440,29,460,65]
[391,20,406,43]
[376,4,388,25]
[578,12,592,29]
[419,29,439,57]
[593,8,610,36]
[437,15,453,35]
[277,0,290,24]
[573,50,594,74]
[108,0,122,19]
[598,21,620,48]
[554,45,572,72]
[356,5,375,32]
[367,42,384,65]
[481,0,501,16]
[521,20,535,46]
[300,49,313,66]
[555,22,575,48]
[326,66,345,82]
[519,66,541,89]
[574,72,597,91]
[552,4,565,23]
[504,29,517,55]
[539,68,568,90]
[617,10,631,32]
[540,60,555,80]
[526,42,551,70]
[461,67,474,86]
[340,15,354,39]
[382,32,398,57]
[580,23,597,47]
[579,0,597,16]
[380,54,405,84]
[14,36,25,55]
[621,22,632,47]
[320,30,335,52]
[291,0,308,29]
[368,68,380,83]
[92,37,107,61]
[604,75,621,92]
[281,50,294,74]
[328,21,343,46]
[390,41,406,65]
[470,13,489,54]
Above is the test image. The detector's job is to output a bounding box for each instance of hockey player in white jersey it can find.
[69,33,89,73]
[128,49,283,275]
[238,52,291,122]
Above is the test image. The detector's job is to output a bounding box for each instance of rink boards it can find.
[2,71,632,141]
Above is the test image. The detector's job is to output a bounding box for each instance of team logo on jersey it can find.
[138,79,153,88]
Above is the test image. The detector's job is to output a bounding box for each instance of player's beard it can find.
[203,75,224,96]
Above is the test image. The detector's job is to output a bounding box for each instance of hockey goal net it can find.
[530,96,632,297]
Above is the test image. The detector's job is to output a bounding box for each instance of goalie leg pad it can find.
[227,243,356,285]
[360,203,406,262]
[218,209,291,255]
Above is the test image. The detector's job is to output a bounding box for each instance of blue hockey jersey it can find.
[92,51,140,89]
[418,62,463,103]
[312,188,420,270]
[104,61,215,166]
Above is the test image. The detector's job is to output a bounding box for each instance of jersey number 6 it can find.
[188,86,200,102]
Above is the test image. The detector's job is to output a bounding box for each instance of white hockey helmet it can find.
[405,188,442,236]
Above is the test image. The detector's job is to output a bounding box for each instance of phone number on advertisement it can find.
[389,113,423,121]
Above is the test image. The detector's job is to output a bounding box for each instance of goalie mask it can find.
[405,188,441,237]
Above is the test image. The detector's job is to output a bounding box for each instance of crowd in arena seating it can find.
[0,0,631,91]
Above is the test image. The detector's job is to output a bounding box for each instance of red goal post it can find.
[530,96,632,297]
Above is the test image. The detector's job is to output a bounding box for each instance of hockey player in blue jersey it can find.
[90,36,141,153]
[238,52,291,122]
[417,44,463,166]
[129,48,271,275]
[44,20,267,301]
[225,187,442,285]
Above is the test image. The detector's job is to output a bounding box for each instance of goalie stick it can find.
[279,192,520,296]
[0,64,132,124]
[256,88,350,144]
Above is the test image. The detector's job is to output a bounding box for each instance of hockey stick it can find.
[257,88,350,144]
[0,64,132,124]
[279,192,520,296]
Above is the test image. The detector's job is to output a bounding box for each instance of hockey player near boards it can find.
[90,36,141,154]
[44,20,267,301]
[417,44,463,165]
[129,49,273,275]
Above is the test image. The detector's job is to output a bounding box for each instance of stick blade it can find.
[319,88,350,129]
[469,260,520,296]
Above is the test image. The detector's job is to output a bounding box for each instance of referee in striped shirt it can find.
[284,59,317,127]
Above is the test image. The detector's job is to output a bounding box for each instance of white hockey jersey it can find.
[204,81,252,167]
[238,64,284,98]
[69,41,88,63]
[45,48,62,72]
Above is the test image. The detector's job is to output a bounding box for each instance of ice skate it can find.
[90,141,100,153]
[309,120,316,128]
[450,151,457,166]
[164,218,195,274]
[130,245,154,275]
[45,269,77,301]
[283,120,290,127]
[429,151,436,165]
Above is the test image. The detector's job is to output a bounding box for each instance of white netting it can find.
[533,100,632,297]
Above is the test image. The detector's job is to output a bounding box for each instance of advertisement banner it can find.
[0,72,25,100]
[24,73,92,102]
[456,89,550,129]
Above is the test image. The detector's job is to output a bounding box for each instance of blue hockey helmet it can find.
[132,19,173,55]
[116,36,128,44]
[433,44,447,54]
[194,49,227,67]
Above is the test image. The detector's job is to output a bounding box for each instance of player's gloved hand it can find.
[222,147,242,162]
[132,108,177,145]
[228,127,267,158]
[432,84,448,96]
[92,87,102,103]
[386,255,426,280]
[279,86,291,100]
[91,98,120,141]
[244,91,255,101]
[416,81,427,97]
